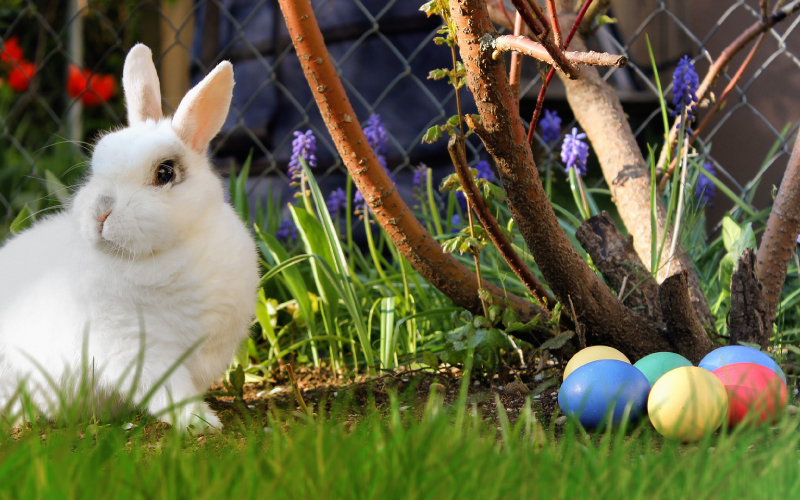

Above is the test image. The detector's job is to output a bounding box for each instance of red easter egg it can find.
[712,362,787,427]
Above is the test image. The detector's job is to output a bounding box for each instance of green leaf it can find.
[254,289,279,346]
[718,253,736,292]
[290,205,341,319]
[423,350,439,369]
[299,158,375,372]
[539,330,575,350]
[722,216,742,252]
[256,228,318,336]
[44,170,69,205]
[428,69,448,80]
[229,364,245,399]
[446,115,460,127]
[422,125,442,144]
[10,204,33,234]
[419,0,441,16]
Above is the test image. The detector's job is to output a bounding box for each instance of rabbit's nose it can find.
[97,209,112,233]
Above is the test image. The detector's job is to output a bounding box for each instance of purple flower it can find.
[672,56,699,122]
[561,127,590,176]
[475,160,494,183]
[365,114,388,169]
[288,130,317,184]
[540,109,562,144]
[354,190,367,214]
[326,187,347,214]
[413,163,430,188]
[696,161,717,207]
[451,214,461,233]
[276,217,297,243]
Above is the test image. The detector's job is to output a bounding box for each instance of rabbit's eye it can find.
[155,160,175,186]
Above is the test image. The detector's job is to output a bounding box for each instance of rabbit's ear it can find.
[172,61,234,153]
[123,44,163,124]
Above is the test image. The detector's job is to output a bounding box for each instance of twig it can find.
[448,133,554,305]
[509,0,581,79]
[546,0,562,48]
[276,0,547,323]
[509,12,524,103]
[617,275,628,301]
[450,0,673,360]
[526,0,594,142]
[656,0,800,173]
[285,364,310,415]
[658,32,767,191]
[493,35,626,67]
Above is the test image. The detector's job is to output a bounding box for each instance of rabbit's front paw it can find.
[162,403,221,434]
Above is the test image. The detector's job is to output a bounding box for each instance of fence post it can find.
[159,0,196,112]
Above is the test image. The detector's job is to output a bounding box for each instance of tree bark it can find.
[658,272,714,364]
[276,0,546,324]
[756,130,800,329]
[449,0,671,361]
[553,20,715,332]
[576,212,662,324]
[730,248,770,349]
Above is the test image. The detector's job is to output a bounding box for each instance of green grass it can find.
[1,388,799,499]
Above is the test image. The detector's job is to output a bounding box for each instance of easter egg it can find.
[633,352,693,386]
[699,345,785,384]
[648,366,728,442]
[558,359,650,429]
[563,345,630,380]
[712,363,787,427]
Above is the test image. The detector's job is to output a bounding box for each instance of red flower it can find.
[0,36,23,64]
[8,60,36,92]
[67,64,116,107]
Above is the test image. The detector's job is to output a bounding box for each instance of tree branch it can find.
[657,0,800,173]
[448,134,553,304]
[509,0,581,79]
[576,212,662,324]
[658,32,768,191]
[757,128,800,328]
[553,12,716,331]
[450,0,672,361]
[276,0,546,323]
[493,35,627,67]
[658,272,714,364]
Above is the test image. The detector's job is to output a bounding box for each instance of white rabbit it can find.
[0,44,260,432]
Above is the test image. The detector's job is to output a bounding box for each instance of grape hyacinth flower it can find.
[561,127,590,176]
[353,190,366,215]
[474,160,494,183]
[540,109,562,144]
[413,163,430,189]
[364,114,388,170]
[450,214,461,233]
[672,56,699,122]
[276,217,297,243]
[288,129,317,186]
[696,161,717,207]
[326,187,347,214]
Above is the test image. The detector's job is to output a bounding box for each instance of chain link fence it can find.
[1,0,798,228]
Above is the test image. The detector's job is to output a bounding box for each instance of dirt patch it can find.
[207,365,563,428]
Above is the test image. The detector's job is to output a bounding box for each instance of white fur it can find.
[0,45,259,432]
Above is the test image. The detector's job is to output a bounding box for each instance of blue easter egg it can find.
[558,359,651,429]
[699,345,786,384]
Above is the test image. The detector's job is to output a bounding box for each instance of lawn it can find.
[1,370,798,499]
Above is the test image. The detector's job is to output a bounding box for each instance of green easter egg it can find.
[633,352,693,386]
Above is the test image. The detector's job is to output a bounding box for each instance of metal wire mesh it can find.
[1,0,798,225]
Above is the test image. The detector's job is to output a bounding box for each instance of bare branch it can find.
[657,0,800,173]
[493,35,627,67]
[509,0,581,79]
[450,0,672,361]
[276,0,546,323]
[757,127,800,327]
[448,134,553,305]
